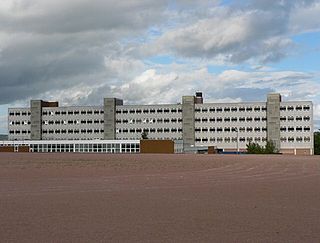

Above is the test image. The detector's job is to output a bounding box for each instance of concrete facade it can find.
[104,98,123,140]
[267,94,281,151]
[7,92,314,154]
[182,96,196,148]
[30,100,42,140]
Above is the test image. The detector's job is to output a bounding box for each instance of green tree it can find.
[264,141,278,154]
[314,130,320,155]
[246,141,277,154]
[246,142,264,154]
[141,131,148,140]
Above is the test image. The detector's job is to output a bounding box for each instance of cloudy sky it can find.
[0,0,319,133]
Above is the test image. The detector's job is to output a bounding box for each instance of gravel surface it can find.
[1,153,320,242]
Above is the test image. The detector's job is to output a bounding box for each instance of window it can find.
[287,106,294,111]
[288,127,294,132]
[254,117,261,122]
[295,106,302,111]
[304,116,310,121]
[304,127,310,132]
[303,106,310,111]
[280,106,286,111]
[209,108,215,112]
[280,137,287,142]
[254,107,261,111]
[246,107,252,112]
[280,127,286,132]
[246,117,253,122]
[288,137,294,142]
[231,107,237,112]
[224,108,230,112]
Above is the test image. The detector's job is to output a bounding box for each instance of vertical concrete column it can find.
[182,96,195,149]
[30,100,42,140]
[267,93,281,151]
[104,98,123,140]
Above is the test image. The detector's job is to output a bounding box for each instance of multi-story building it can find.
[7,92,314,155]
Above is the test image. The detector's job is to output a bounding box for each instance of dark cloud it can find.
[0,0,169,105]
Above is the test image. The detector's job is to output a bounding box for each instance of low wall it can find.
[140,140,174,154]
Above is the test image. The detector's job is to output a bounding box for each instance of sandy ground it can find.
[0,153,320,243]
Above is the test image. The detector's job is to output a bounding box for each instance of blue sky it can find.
[0,0,320,133]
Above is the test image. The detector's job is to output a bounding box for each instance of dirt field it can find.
[1,153,320,242]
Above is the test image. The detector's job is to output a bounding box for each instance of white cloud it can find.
[290,2,320,33]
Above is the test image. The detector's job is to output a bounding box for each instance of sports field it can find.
[1,153,320,242]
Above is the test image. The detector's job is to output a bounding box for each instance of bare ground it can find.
[0,153,320,242]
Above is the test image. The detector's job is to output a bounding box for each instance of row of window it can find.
[195,127,267,133]
[195,136,311,143]
[280,116,311,121]
[195,107,266,113]
[30,143,139,153]
[9,130,30,134]
[9,121,31,125]
[9,111,30,116]
[43,110,103,116]
[43,120,104,125]
[280,105,310,111]
[9,116,312,126]
[280,127,311,132]
[8,105,312,117]
[195,137,267,143]
[195,117,267,123]
[43,129,104,134]
[117,128,182,133]
[116,108,182,114]
[116,118,182,124]
[280,137,311,142]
